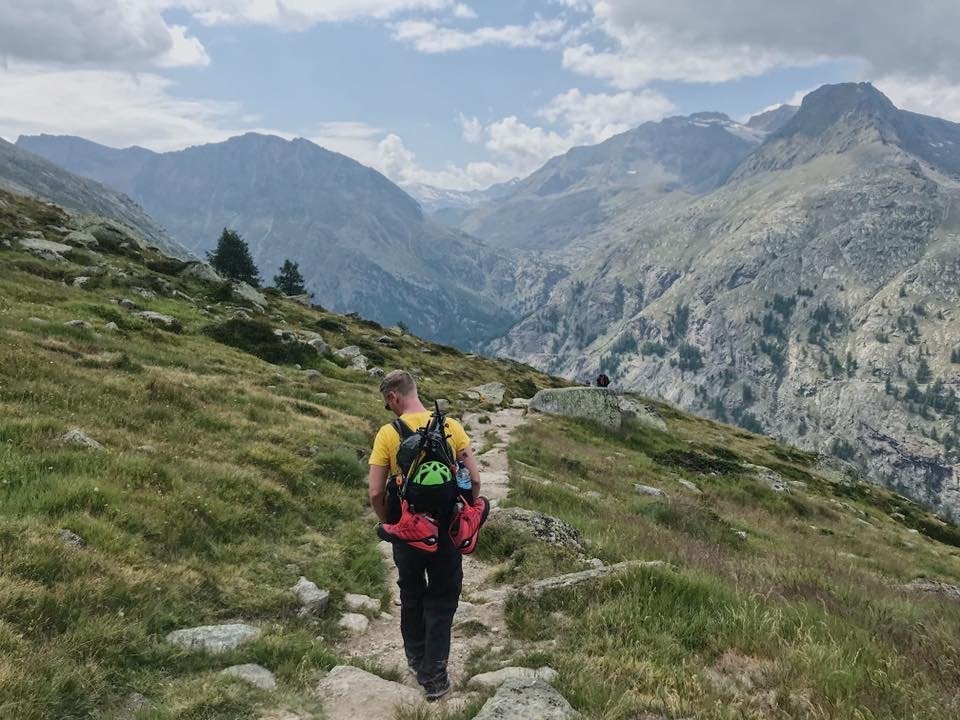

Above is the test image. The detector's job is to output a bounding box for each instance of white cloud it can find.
[180,0,456,28]
[875,75,960,123]
[565,0,960,88]
[155,24,211,68]
[540,88,675,143]
[458,113,483,144]
[0,0,208,69]
[0,63,249,150]
[391,17,565,53]
[451,3,477,20]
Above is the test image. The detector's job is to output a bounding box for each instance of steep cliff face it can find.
[491,84,960,517]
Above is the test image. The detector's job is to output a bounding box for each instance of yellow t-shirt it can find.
[369,411,470,476]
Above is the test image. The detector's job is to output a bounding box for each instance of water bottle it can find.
[456,462,472,492]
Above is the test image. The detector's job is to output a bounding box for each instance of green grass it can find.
[496,411,960,719]
[0,192,562,719]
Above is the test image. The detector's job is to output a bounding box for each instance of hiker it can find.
[596,372,610,388]
[367,370,482,700]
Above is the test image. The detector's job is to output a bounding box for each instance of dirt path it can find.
[335,407,527,714]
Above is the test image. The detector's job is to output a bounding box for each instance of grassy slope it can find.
[2,191,960,719]
[0,193,560,719]
[474,407,960,719]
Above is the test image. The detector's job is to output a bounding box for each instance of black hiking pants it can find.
[392,542,463,685]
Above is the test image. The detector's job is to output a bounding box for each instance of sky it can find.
[3,1,960,190]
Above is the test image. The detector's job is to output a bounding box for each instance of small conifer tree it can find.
[273,259,307,295]
[208,228,260,287]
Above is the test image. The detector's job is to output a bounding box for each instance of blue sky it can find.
[2,1,959,189]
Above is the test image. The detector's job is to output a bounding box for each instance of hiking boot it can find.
[406,659,421,679]
[422,675,451,701]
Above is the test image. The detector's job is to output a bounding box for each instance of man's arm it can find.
[457,446,481,501]
[368,464,390,522]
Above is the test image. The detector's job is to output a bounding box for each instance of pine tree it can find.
[273,259,307,295]
[208,229,260,287]
[916,357,932,384]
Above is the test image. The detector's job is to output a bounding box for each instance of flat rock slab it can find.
[166,623,260,654]
[19,238,73,254]
[520,560,667,598]
[221,663,277,690]
[473,678,580,719]
[315,665,423,720]
[634,484,665,497]
[469,666,558,690]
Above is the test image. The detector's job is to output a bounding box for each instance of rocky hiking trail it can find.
[316,405,586,719]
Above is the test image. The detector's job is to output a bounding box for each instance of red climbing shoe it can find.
[377,500,440,553]
[449,496,490,554]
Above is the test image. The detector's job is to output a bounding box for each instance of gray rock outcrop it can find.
[315,665,422,720]
[472,678,580,720]
[61,428,104,451]
[465,382,508,405]
[489,507,585,552]
[165,623,260,653]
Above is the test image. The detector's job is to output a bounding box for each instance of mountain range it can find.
[17,132,519,346]
[17,82,960,518]
[486,83,960,517]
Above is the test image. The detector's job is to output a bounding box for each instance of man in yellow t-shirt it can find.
[368,369,480,700]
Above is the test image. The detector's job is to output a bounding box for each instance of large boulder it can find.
[233,281,268,308]
[315,665,422,720]
[180,262,223,284]
[472,678,580,720]
[81,219,146,251]
[529,388,623,429]
[529,388,665,431]
[19,238,73,259]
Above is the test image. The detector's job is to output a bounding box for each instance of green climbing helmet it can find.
[410,460,453,487]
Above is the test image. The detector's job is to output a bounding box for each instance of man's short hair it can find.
[380,369,417,397]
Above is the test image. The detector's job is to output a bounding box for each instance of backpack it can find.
[392,402,458,517]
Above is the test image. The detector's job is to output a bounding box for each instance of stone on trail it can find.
[464,382,507,405]
[472,678,580,720]
[344,593,381,614]
[221,663,277,690]
[468,666,559,691]
[634,484,665,497]
[511,397,531,409]
[337,613,369,635]
[315,665,422,720]
[61,428,104,451]
[291,576,330,616]
[165,623,261,654]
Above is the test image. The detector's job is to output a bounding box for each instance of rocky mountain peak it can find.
[745,104,799,133]
[775,82,898,140]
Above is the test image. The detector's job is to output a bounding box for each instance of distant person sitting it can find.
[596,373,610,388]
